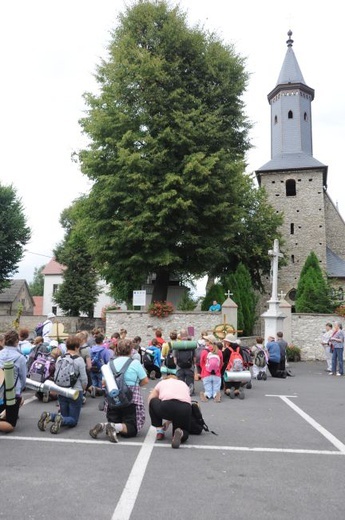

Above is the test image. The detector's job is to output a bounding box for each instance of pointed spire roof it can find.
[276,30,306,85]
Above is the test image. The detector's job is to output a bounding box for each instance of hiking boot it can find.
[171,428,183,449]
[90,386,96,398]
[262,372,267,381]
[156,432,165,441]
[257,371,262,380]
[42,393,49,403]
[246,380,252,389]
[37,411,51,431]
[224,389,231,396]
[229,388,235,399]
[89,423,104,439]
[149,370,156,380]
[50,413,62,434]
[106,423,118,443]
[214,392,221,403]
[239,388,245,400]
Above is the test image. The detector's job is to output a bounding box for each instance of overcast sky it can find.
[1,0,344,293]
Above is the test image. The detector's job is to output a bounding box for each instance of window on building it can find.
[52,306,57,315]
[286,179,296,196]
[274,115,278,124]
[288,110,293,119]
[53,284,59,295]
[290,223,294,235]
[304,112,308,121]
[288,288,297,301]
[291,255,295,264]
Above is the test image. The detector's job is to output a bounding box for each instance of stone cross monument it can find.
[261,239,286,340]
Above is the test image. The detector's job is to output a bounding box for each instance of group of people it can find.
[1,317,342,448]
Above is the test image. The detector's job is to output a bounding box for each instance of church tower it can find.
[256,31,345,309]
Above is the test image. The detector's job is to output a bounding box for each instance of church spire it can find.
[276,30,306,86]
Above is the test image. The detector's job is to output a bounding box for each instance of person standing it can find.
[0,330,27,433]
[321,323,333,372]
[329,321,344,376]
[42,313,56,344]
[148,375,192,449]
[208,300,221,312]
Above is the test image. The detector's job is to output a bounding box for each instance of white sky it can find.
[1,0,344,291]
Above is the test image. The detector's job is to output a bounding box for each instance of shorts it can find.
[0,396,21,427]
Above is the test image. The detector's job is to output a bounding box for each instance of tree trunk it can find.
[205,275,215,294]
[151,270,170,303]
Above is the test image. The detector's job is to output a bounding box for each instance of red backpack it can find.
[226,347,244,372]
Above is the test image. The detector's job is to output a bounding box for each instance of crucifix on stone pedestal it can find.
[268,239,283,301]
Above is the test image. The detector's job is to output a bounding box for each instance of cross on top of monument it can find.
[268,239,284,302]
[224,290,233,299]
[278,290,286,300]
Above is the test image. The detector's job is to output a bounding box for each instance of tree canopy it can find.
[28,265,45,296]
[295,251,333,313]
[0,184,31,292]
[53,199,100,316]
[77,0,281,302]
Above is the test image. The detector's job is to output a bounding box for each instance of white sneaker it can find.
[336,372,342,376]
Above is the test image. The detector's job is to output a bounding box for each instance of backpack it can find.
[35,322,45,337]
[195,341,207,365]
[142,348,155,367]
[189,401,218,435]
[165,343,176,370]
[54,354,79,388]
[176,349,194,369]
[0,354,22,403]
[29,353,54,383]
[205,352,221,375]
[107,358,133,409]
[227,348,244,372]
[254,348,266,368]
[90,348,104,373]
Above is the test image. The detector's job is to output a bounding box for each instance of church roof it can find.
[326,247,345,278]
[276,30,306,85]
[42,258,65,275]
[257,152,327,173]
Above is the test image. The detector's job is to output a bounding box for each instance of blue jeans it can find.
[202,375,221,398]
[332,348,344,375]
[90,371,102,389]
[51,392,83,427]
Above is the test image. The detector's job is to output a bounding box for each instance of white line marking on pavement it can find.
[0,434,344,456]
[111,426,156,520]
[23,396,38,405]
[271,395,345,453]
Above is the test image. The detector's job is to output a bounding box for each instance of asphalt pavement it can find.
[1,361,345,520]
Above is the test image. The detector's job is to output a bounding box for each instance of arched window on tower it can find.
[304,112,308,121]
[286,179,296,196]
[274,115,278,124]
[288,110,293,119]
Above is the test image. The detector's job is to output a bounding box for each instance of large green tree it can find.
[53,199,100,317]
[29,265,45,296]
[221,263,258,336]
[0,184,31,292]
[295,251,332,313]
[77,0,280,302]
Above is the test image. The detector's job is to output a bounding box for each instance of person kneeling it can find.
[148,375,192,449]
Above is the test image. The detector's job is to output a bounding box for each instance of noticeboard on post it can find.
[133,290,146,307]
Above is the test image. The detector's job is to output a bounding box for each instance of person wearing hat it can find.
[42,313,56,344]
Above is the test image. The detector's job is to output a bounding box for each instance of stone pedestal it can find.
[261,299,286,341]
[279,297,292,343]
[221,297,238,334]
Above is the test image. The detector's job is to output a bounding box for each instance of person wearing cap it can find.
[42,313,56,344]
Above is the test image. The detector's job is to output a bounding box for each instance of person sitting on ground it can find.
[208,300,222,312]
[199,335,223,402]
[0,330,27,433]
[37,335,87,434]
[89,339,148,443]
[89,333,112,397]
[148,374,192,449]
[266,336,286,378]
[250,337,268,380]
[142,339,162,380]
[173,332,195,396]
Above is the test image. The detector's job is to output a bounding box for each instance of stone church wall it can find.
[324,192,345,259]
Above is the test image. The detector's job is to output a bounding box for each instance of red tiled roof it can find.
[33,296,43,315]
[42,258,66,275]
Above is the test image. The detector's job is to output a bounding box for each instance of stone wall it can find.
[106,311,342,361]
[0,316,104,336]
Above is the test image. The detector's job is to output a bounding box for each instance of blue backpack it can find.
[91,349,104,373]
